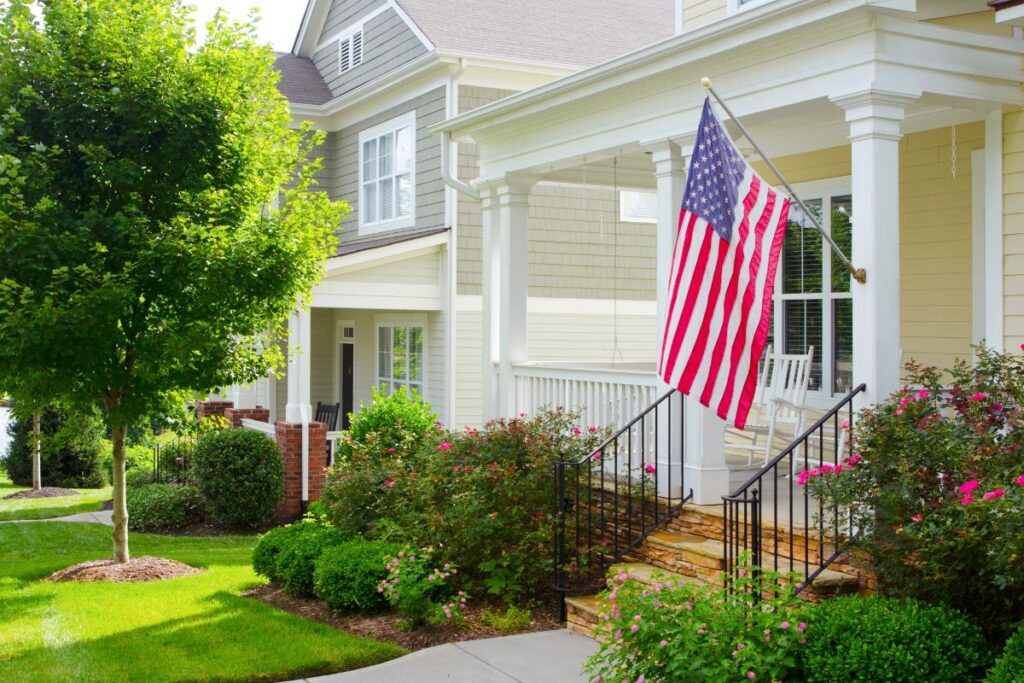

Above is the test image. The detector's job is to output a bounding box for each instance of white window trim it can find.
[358,111,417,236]
[772,176,853,408]
[334,319,357,405]
[619,190,657,224]
[728,0,775,14]
[374,314,428,398]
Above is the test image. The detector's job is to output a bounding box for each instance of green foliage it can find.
[126,483,204,531]
[313,539,401,612]
[585,558,807,683]
[806,347,1024,642]
[480,605,533,634]
[2,403,105,488]
[272,523,352,598]
[192,428,283,530]
[380,545,467,629]
[333,385,439,465]
[156,438,196,483]
[252,523,298,584]
[800,596,991,682]
[321,408,608,600]
[98,440,151,483]
[988,624,1024,683]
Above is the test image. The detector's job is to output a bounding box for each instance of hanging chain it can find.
[950,115,958,179]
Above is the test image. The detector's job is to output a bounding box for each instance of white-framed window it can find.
[619,190,657,223]
[338,27,364,74]
[770,178,853,404]
[358,111,416,235]
[376,319,425,397]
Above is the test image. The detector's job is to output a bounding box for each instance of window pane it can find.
[379,132,394,177]
[395,126,413,174]
[833,298,853,395]
[393,326,407,380]
[380,177,394,220]
[363,140,377,181]
[378,327,392,379]
[397,174,411,218]
[831,195,853,294]
[409,326,423,381]
[783,299,822,391]
[782,199,823,294]
[364,182,377,223]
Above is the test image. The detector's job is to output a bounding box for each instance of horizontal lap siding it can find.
[454,309,483,428]
[1005,105,1024,351]
[322,0,385,37]
[682,0,726,31]
[310,308,336,409]
[427,310,446,420]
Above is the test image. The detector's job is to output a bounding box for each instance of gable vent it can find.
[338,29,364,74]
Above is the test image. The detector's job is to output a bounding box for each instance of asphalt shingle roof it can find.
[274,53,333,106]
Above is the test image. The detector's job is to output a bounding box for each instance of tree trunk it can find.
[31,412,41,491]
[111,423,130,563]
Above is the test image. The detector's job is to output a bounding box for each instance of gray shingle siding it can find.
[322,0,386,38]
[313,5,428,100]
[330,86,447,250]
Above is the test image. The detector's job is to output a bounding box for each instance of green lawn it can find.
[0,523,406,682]
[0,475,112,521]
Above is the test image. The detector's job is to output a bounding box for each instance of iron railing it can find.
[722,384,866,594]
[553,390,691,617]
[151,434,200,484]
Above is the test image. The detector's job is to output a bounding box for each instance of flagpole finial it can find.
[701,77,712,89]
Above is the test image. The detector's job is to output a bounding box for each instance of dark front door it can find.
[340,343,354,430]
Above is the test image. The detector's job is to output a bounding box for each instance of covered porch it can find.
[436,0,1021,505]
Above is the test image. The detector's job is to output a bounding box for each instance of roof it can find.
[395,0,675,68]
[335,227,449,257]
[273,53,333,106]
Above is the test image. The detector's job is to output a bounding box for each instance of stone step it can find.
[637,530,725,583]
[565,595,602,639]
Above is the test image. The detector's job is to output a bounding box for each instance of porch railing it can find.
[722,384,865,594]
[553,389,690,617]
[513,362,658,431]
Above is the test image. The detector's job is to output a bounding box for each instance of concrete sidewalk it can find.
[291,629,598,683]
[1,509,113,525]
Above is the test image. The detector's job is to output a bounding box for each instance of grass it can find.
[0,522,406,682]
[0,474,112,522]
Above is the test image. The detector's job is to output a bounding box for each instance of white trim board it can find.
[456,295,657,316]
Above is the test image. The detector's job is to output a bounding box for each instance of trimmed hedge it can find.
[800,596,991,682]
[252,523,351,597]
[987,625,1024,683]
[313,539,401,612]
[126,483,205,531]
[192,429,283,529]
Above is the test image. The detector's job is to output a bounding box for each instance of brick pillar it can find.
[196,400,233,422]
[275,420,328,520]
[224,407,271,429]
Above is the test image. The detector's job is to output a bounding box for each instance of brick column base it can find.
[196,400,233,422]
[275,420,328,521]
[224,407,271,429]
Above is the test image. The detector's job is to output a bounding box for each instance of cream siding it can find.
[681,0,727,31]
[454,309,484,428]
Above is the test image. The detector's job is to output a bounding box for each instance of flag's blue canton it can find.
[683,98,747,242]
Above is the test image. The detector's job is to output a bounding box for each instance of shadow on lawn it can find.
[0,589,403,683]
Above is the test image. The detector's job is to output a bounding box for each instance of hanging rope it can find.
[950,113,958,179]
[610,156,625,366]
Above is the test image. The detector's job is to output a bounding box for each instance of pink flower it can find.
[384,480,395,488]
[387,447,396,454]
[591,452,601,461]
[438,442,451,451]
[983,489,1006,501]
[643,463,656,474]
[847,455,861,466]
[960,495,973,505]
[841,419,850,430]
[452,465,461,471]
[972,392,987,401]
[796,622,807,633]
[911,514,923,523]
[1014,475,1024,486]
[659,640,668,647]
[918,390,930,399]
[588,426,598,433]
[780,621,790,629]
[958,480,980,495]
[748,673,756,680]
[820,464,835,473]
[630,624,639,632]
[573,427,582,436]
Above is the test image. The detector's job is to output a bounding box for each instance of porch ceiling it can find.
[435,0,1023,181]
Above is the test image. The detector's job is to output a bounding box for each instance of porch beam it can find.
[831,89,918,406]
[479,176,535,418]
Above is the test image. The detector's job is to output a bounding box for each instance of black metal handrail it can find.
[722,383,866,594]
[553,389,692,618]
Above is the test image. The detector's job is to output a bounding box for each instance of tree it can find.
[0,0,345,562]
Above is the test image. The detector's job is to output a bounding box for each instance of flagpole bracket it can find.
[851,266,867,285]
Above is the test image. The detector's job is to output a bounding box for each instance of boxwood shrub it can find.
[192,428,283,529]
[987,625,1024,683]
[313,539,401,612]
[126,483,205,531]
[800,596,991,682]
[255,523,352,597]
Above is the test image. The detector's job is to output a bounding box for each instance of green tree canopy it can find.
[0,0,346,561]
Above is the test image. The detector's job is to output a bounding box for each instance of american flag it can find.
[658,98,790,430]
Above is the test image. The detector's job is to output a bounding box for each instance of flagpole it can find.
[701,77,867,285]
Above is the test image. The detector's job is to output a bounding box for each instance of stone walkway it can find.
[288,630,598,683]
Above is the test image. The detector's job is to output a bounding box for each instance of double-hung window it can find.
[377,322,425,397]
[359,112,415,235]
[771,181,853,403]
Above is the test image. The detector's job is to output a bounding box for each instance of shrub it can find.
[99,440,152,484]
[480,605,533,634]
[125,467,157,488]
[333,384,439,465]
[252,524,299,584]
[313,539,402,612]
[380,545,467,629]
[126,483,205,531]
[988,624,1024,683]
[800,596,990,682]
[2,403,105,488]
[273,523,351,597]
[805,347,1024,642]
[192,428,283,530]
[585,558,807,683]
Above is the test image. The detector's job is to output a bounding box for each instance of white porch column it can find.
[479,176,534,419]
[831,90,917,406]
[231,383,258,410]
[650,139,728,505]
[285,307,312,423]
[984,109,1004,352]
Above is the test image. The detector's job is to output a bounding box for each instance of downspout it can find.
[300,402,309,510]
[441,59,478,201]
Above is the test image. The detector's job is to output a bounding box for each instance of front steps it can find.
[565,501,865,639]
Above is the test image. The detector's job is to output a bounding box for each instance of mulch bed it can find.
[244,584,562,652]
[3,486,81,500]
[48,556,202,583]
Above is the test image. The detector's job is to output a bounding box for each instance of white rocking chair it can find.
[727,345,815,467]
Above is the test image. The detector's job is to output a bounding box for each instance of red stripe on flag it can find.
[661,212,708,383]
[679,235,729,395]
[659,211,699,375]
